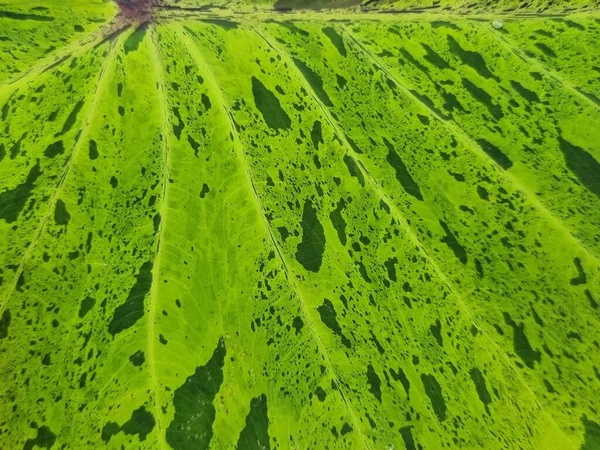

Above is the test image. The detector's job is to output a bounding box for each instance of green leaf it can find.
[1,1,600,449]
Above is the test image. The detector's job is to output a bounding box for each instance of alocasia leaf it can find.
[1,0,600,448]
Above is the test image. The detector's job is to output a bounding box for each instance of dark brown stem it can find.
[116,0,160,21]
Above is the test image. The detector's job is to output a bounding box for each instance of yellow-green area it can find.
[170,0,600,11]
[0,0,117,84]
[1,0,600,449]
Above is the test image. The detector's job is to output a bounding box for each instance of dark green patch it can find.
[343,154,365,187]
[54,199,70,226]
[322,27,346,57]
[431,21,460,30]
[101,422,120,443]
[0,10,54,21]
[120,406,155,441]
[544,379,557,393]
[88,139,99,160]
[188,136,200,157]
[278,21,309,37]
[563,19,585,30]
[462,78,503,121]
[78,296,95,318]
[153,213,161,234]
[390,367,410,398]
[124,23,148,55]
[534,29,553,38]
[557,137,600,198]
[581,415,600,450]
[384,257,398,283]
[200,183,210,199]
[477,185,489,201]
[439,220,467,264]
[292,316,303,335]
[570,257,587,285]
[23,425,56,450]
[166,338,226,450]
[251,76,291,131]
[172,107,185,140]
[366,364,382,402]
[476,138,512,170]
[236,394,270,450]
[417,114,430,125]
[430,319,443,346]
[296,200,326,272]
[0,309,10,339]
[202,19,239,30]
[273,0,361,11]
[129,350,145,367]
[292,57,333,107]
[311,120,323,150]
[575,88,600,108]
[447,36,497,80]
[534,42,556,58]
[108,261,153,336]
[56,99,84,137]
[345,136,363,154]
[503,312,541,369]
[315,386,326,401]
[442,91,464,113]
[9,132,27,159]
[278,226,289,241]
[469,367,492,412]
[585,289,598,309]
[317,299,351,348]
[510,80,540,103]
[101,407,155,443]
[384,138,423,201]
[0,160,41,223]
[400,48,430,78]
[340,422,352,435]
[356,260,371,283]
[1,96,11,121]
[201,93,211,110]
[399,426,416,450]
[421,373,446,421]
[329,199,347,246]
[409,89,451,120]
[421,43,449,69]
